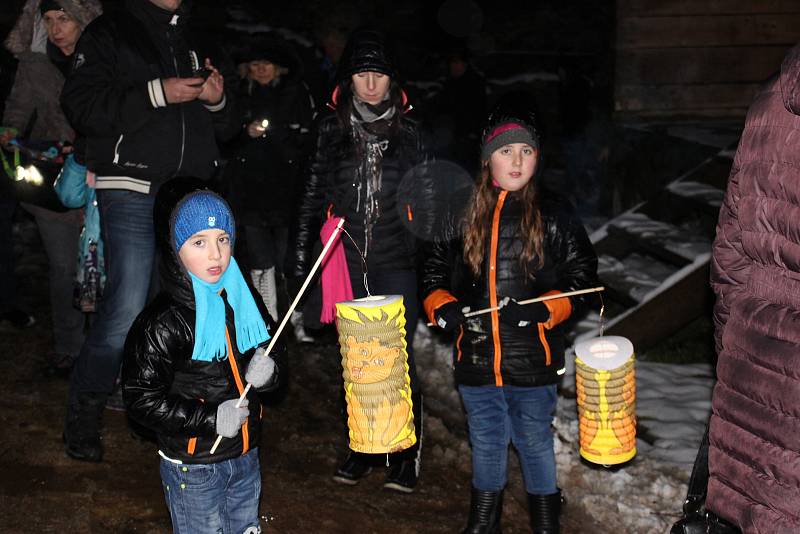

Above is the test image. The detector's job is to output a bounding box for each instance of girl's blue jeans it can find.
[459,384,558,495]
[159,448,262,534]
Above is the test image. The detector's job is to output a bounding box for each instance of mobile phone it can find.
[193,68,212,80]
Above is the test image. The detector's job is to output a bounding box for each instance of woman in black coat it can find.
[287,28,431,493]
[226,38,315,330]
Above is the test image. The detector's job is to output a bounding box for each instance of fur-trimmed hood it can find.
[5,0,102,56]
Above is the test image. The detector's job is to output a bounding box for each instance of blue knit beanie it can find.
[172,192,235,252]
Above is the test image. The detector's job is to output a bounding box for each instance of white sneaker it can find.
[291,310,314,343]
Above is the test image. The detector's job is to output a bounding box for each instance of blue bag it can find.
[54,153,89,208]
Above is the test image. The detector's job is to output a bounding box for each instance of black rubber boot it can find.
[462,487,504,534]
[64,392,107,462]
[528,490,562,533]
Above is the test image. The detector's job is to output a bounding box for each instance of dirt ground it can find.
[0,220,590,533]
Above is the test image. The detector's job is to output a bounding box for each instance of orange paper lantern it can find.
[574,336,636,465]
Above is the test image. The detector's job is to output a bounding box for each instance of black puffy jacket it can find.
[421,188,598,387]
[122,178,286,464]
[288,109,429,279]
[226,76,315,227]
[61,0,237,192]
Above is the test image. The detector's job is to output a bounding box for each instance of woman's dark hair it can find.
[334,78,405,138]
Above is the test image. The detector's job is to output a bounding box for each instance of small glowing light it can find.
[25,165,43,186]
[588,341,620,359]
[260,119,270,129]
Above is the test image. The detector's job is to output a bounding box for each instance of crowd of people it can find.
[7,1,798,534]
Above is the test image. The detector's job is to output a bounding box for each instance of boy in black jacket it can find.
[123,178,284,534]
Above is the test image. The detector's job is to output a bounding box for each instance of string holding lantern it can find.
[574,335,636,466]
[335,295,416,454]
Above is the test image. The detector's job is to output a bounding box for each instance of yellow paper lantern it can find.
[574,336,636,465]
[335,295,416,454]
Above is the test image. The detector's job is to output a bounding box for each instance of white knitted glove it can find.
[245,347,276,388]
[216,398,249,438]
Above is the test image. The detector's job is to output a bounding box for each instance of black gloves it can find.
[434,301,466,332]
[498,296,550,327]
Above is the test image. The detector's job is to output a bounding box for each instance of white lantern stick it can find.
[210,217,345,454]
[427,286,605,327]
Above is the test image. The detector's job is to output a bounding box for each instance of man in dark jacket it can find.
[708,42,800,532]
[61,0,236,462]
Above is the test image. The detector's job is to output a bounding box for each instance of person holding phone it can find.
[59,0,238,463]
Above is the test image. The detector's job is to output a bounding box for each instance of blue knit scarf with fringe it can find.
[188,257,270,361]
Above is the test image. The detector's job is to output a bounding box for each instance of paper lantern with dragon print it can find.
[574,336,636,465]
[335,295,416,454]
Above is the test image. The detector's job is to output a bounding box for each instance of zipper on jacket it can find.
[112,134,124,164]
[224,328,249,455]
[186,397,204,455]
[167,38,186,175]
[489,191,508,386]
[455,326,464,365]
[537,323,552,366]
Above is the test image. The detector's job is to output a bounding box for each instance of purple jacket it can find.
[709,43,800,532]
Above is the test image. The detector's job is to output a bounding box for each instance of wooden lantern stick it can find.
[210,218,345,454]
[426,286,605,327]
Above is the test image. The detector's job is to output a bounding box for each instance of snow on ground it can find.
[414,323,714,533]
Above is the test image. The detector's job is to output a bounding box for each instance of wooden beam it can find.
[615,83,763,112]
[615,46,786,85]
[618,0,800,16]
[618,14,800,49]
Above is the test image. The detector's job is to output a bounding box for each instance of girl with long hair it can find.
[421,112,598,533]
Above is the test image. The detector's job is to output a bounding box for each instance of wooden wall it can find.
[615,0,800,119]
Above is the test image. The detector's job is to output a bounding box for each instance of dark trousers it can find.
[346,269,422,463]
[244,224,288,272]
[22,204,85,356]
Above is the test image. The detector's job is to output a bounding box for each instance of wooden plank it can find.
[618,0,800,16]
[616,46,786,85]
[615,83,762,112]
[603,262,712,352]
[618,14,800,49]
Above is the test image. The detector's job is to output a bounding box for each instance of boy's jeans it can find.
[459,384,558,495]
[160,449,262,534]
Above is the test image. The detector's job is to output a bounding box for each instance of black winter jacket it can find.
[122,178,286,463]
[226,77,314,227]
[61,0,237,193]
[288,109,428,279]
[421,189,598,387]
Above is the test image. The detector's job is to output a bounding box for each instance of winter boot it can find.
[528,490,562,533]
[332,451,373,485]
[462,487,504,534]
[291,309,313,343]
[251,268,278,321]
[384,448,420,493]
[64,392,107,462]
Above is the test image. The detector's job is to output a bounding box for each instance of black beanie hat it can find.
[337,28,396,81]
[40,0,63,15]
[238,41,291,69]
[480,99,540,159]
